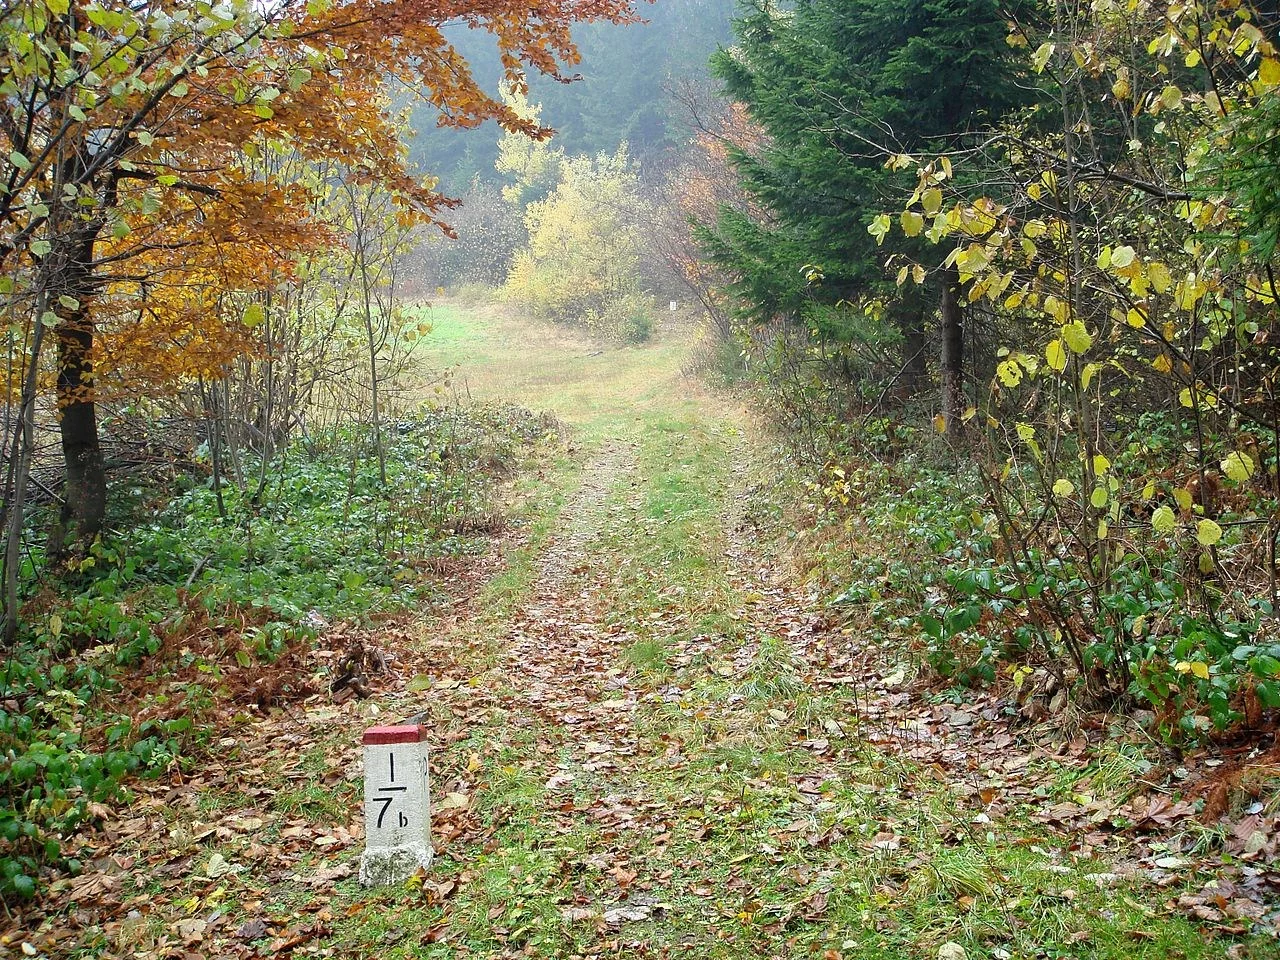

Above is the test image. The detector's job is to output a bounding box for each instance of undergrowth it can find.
[0,403,551,902]
[799,422,1279,743]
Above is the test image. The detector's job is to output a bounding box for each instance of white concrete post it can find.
[359,724,433,886]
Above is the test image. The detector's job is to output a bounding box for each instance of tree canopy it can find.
[0,0,636,571]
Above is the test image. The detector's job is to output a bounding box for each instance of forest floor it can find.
[18,304,1277,959]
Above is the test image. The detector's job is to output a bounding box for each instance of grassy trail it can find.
[67,304,1264,959]
[317,303,1242,959]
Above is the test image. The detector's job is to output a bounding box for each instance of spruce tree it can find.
[704,0,1030,418]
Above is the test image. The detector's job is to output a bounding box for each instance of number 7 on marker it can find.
[374,751,407,828]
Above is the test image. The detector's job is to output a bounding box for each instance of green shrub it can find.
[814,445,1278,743]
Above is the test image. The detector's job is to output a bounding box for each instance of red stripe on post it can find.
[363,724,426,745]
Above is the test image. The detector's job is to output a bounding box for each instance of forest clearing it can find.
[4,0,1280,957]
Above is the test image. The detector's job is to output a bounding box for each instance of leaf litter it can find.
[5,427,1279,959]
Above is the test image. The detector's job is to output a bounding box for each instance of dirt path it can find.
[39,305,1275,959]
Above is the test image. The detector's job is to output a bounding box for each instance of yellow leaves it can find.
[1081,362,1100,390]
[1179,199,1228,230]
[996,351,1038,389]
[997,358,1023,388]
[921,187,943,215]
[1092,454,1111,475]
[868,214,891,245]
[954,243,990,276]
[1246,272,1277,304]
[1175,272,1208,311]
[968,269,1012,304]
[1109,245,1136,269]
[1043,295,1069,323]
[958,201,999,237]
[1196,519,1223,546]
[1153,84,1183,112]
[1173,487,1193,513]
[1100,245,1145,289]
[1152,505,1176,534]
[242,303,266,328]
[1045,339,1067,372]
[1125,307,1147,328]
[894,263,927,287]
[901,210,925,237]
[1147,261,1172,294]
[1152,353,1173,374]
[1221,451,1256,483]
[1176,660,1211,680]
[1022,219,1047,239]
[1259,55,1280,87]
[1032,42,1055,73]
[1062,321,1092,354]
[1231,21,1266,58]
[404,318,433,343]
[1015,422,1042,460]
[1178,385,1216,410]
[1052,478,1075,497]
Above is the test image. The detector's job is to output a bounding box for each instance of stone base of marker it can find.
[360,724,432,887]
[358,840,432,886]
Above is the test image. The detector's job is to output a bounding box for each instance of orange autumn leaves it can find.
[6,0,638,399]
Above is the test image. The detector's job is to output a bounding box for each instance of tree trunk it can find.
[47,232,106,558]
[940,263,965,435]
[889,286,927,396]
[900,311,927,395]
[2,321,46,643]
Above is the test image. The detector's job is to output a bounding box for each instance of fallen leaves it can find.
[602,903,651,924]
[203,853,243,879]
[13,420,1280,960]
[234,917,268,941]
[435,791,471,812]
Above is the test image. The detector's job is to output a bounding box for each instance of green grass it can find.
[390,303,1271,958]
[49,301,1267,960]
